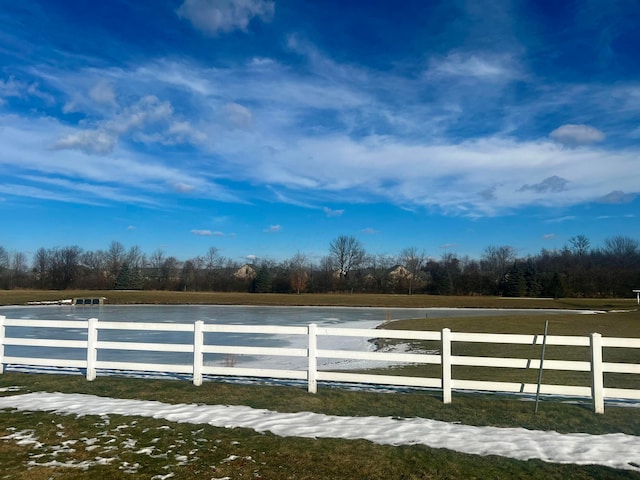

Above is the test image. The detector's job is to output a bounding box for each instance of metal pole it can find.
[534,320,549,413]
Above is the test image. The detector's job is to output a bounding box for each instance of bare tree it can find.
[81,250,107,288]
[8,251,28,288]
[362,253,395,293]
[568,235,590,256]
[399,247,426,295]
[329,236,366,293]
[603,235,639,262]
[0,246,8,270]
[160,256,180,289]
[317,255,335,292]
[49,246,83,289]
[288,252,309,294]
[32,247,50,288]
[481,245,517,295]
[148,249,165,282]
[203,247,224,290]
[125,245,146,269]
[106,241,126,281]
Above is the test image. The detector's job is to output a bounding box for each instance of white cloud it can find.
[542,233,556,240]
[238,134,638,216]
[519,176,570,193]
[0,76,54,104]
[53,94,204,154]
[544,216,577,224]
[177,0,274,36]
[550,124,605,145]
[361,227,378,234]
[191,229,213,236]
[263,224,281,233]
[6,52,640,217]
[323,207,344,217]
[89,80,117,105]
[225,102,253,129]
[105,95,173,136]
[167,121,206,143]
[52,130,116,155]
[0,76,25,99]
[173,182,196,193]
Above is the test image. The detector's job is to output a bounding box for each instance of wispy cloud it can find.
[323,207,344,217]
[545,216,577,224]
[361,227,378,234]
[191,229,213,236]
[426,52,521,81]
[263,225,282,233]
[2,18,640,219]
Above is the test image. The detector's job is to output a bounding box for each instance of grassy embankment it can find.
[1,288,638,310]
[0,290,639,479]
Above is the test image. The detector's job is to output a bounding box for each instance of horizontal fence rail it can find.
[0,315,639,413]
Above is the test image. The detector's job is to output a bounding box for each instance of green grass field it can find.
[1,290,639,479]
[1,373,639,479]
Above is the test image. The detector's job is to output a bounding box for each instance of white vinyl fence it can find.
[1,315,639,414]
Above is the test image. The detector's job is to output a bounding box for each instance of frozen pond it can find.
[0,305,579,372]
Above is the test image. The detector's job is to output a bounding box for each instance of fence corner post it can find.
[308,323,318,394]
[590,332,604,414]
[0,316,5,375]
[441,328,452,404]
[86,318,98,381]
[193,320,204,386]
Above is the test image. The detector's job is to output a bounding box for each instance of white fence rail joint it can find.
[0,315,638,414]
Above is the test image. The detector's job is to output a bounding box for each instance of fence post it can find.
[308,323,318,394]
[0,316,5,375]
[590,332,604,414]
[86,318,98,381]
[441,328,452,404]
[193,321,204,386]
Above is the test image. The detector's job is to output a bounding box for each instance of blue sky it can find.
[1,0,639,264]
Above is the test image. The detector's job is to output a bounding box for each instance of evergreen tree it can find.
[502,263,526,297]
[548,272,566,299]
[115,263,144,290]
[252,264,272,293]
[523,261,542,297]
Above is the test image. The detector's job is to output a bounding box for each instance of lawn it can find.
[1,373,639,479]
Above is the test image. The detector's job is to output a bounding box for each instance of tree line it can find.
[0,234,638,298]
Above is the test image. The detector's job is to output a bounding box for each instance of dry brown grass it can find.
[1,289,638,310]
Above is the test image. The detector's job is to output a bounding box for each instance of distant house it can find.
[234,264,256,280]
[388,265,413,280]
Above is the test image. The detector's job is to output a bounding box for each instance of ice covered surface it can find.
[0,392,638,472]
